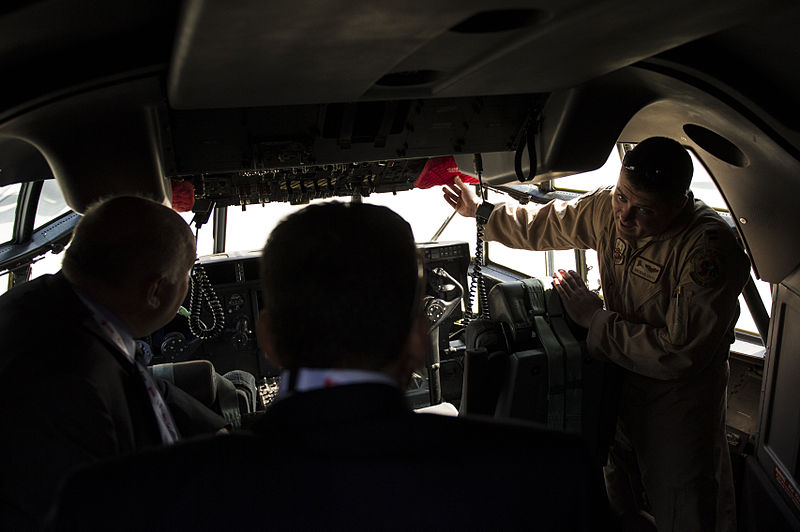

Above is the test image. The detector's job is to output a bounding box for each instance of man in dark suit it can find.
[49,202,607,531]
[0,196,226,531]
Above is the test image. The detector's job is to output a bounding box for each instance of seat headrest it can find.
[151,360,217,407]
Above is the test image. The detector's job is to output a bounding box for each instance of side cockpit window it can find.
[0,180,75,295]
[28,180,73,281]
[0,184,22,244]
[0,184,22,293]
[34,179,71,228]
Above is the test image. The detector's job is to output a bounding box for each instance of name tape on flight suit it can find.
[631,257,662,283]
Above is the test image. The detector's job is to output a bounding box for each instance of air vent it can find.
[683,124,749,168]
[449,9,546,34]
[375,70,444,87]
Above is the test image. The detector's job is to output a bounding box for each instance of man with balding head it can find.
[0,196,203,531]
[60,196,197,341]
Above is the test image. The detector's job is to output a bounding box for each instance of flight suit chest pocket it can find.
[628,255,667,321]
[630,280,666,325]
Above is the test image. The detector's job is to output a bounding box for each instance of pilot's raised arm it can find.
[443,137,751,532]
[443,175,605,252]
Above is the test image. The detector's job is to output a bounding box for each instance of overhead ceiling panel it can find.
[168,0,774,109]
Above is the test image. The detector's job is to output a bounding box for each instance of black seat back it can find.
[460,318,510,416]
[50,418,608,531]
[463,277,622,466]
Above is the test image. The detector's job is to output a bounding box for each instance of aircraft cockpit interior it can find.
[1,0,800,529]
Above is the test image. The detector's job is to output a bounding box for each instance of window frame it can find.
[0,179,78,292]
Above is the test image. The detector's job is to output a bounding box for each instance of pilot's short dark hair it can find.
[260,201,421,371]
[621,137,693,199]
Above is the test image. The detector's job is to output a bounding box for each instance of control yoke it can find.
[423,267,464,405]
[424,267,463,333]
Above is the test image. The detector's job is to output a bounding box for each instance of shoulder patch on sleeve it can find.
[690,249,723,287]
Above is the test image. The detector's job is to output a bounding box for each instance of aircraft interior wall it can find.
[752,266,800,526]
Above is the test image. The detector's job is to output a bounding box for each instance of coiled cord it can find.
[467,222,490,320]
[475,223,490,318]
[189,264,225,339]
[467,152,490,321]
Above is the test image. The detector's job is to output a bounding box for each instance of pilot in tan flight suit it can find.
[444,137,751,532]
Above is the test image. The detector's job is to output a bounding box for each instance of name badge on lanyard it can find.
[96,317,179,444]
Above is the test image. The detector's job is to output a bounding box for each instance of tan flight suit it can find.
[485,187,751,532]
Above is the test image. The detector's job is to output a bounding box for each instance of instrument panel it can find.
[150,252,279,381]
[150,241,472,409]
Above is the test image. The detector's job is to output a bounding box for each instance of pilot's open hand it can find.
[553,269,603,329]
[443,176,480,218]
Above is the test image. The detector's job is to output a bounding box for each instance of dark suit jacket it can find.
[0,273,165,531]
[49,383,610,531]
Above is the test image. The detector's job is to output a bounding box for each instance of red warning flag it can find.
[413,156,479,189]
